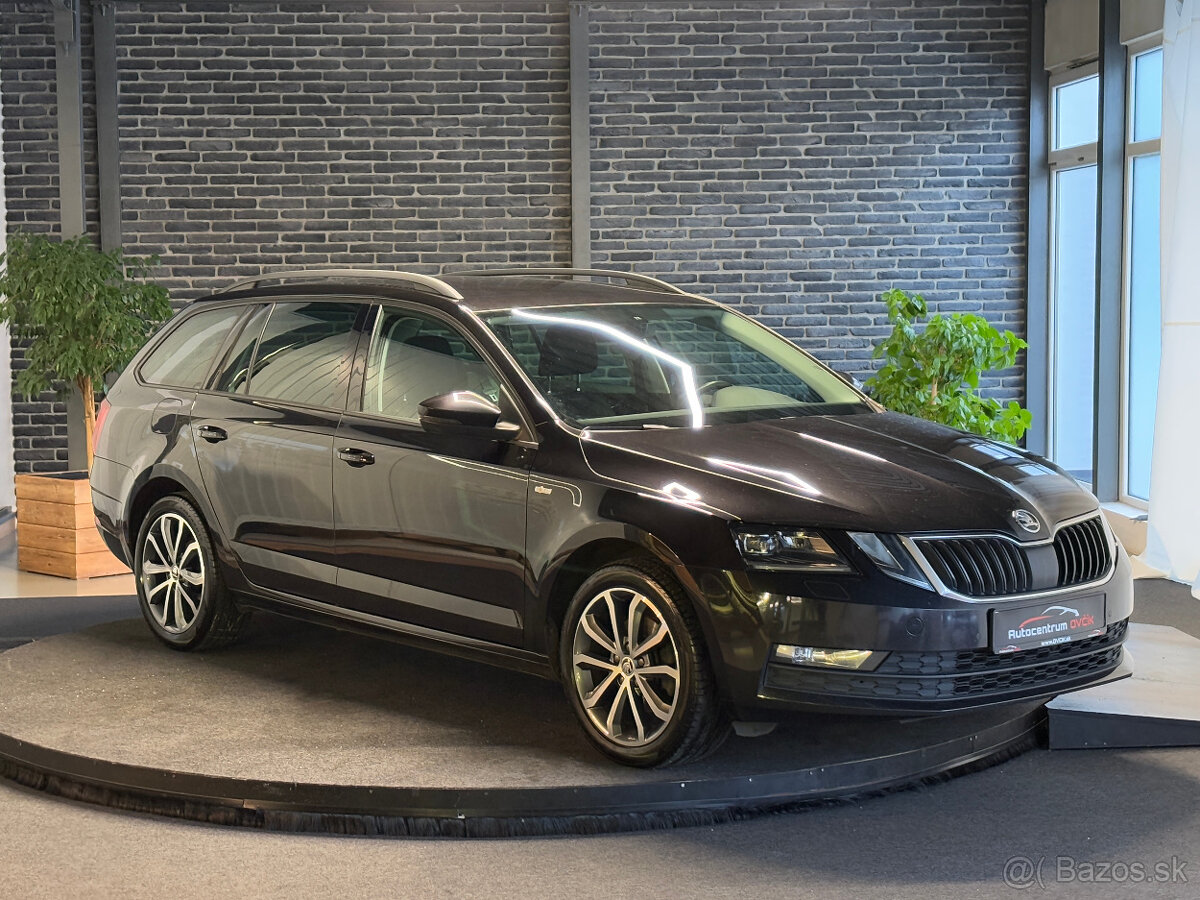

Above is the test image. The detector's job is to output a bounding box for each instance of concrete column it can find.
[569,1,591,269]
[0,87,16,512]
[52,0,89,470]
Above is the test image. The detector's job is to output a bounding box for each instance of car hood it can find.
[579,411,1097,539]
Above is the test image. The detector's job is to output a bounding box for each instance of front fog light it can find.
[773,644,888,671]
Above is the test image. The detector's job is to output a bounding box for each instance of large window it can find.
[1043,42,1163,505]
[1048,68,1100,483]
[1122,44,1163,503]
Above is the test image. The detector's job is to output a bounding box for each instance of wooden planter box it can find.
[15,472,130,579]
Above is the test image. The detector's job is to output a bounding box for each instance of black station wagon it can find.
[91,268,1133,767]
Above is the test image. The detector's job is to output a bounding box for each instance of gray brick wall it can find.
[1,0,572,470]
[1,0,1030,472]
[114,1,572,302]
[587,0,1030,389]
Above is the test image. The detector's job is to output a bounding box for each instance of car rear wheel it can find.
[560,558,729,767]
[135,495,248,651]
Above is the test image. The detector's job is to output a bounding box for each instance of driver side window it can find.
[362,307,501,422]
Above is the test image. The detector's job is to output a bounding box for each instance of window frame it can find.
[1118,38,1164,507]
[1048,63,1100,168]
[206,302,272,396]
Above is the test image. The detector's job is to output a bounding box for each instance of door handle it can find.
[337,447,375,467]
[197,424,228,443]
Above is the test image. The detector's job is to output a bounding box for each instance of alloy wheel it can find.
[570,586,681,747]
[139,512,206,634]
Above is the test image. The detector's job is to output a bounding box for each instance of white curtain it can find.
[1141,0,1200,597]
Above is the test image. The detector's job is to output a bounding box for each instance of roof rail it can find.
[449,267,688,296]
[215,268,465,301]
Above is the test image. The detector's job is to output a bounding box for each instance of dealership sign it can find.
[992,594,1107,653]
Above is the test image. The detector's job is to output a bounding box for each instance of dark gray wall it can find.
[114,2,572,296]
[0,0,1030,473]
[587,0,1031,376]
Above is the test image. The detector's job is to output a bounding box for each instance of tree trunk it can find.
[76,375,95,470]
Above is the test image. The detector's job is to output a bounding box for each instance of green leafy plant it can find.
[0,232,171,467]
[866,287,1032,443]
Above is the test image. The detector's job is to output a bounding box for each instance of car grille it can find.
[912,514,1113,598]
[763,620,1128,703]
[1052,515,1112,587]
[915,535,1033,597]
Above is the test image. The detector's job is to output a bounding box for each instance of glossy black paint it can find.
[192,391,345,602]
[331,411,531,646]
[92,276,1133,722]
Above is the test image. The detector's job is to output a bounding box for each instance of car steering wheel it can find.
[696,379,733,406]
[697,379,733,396]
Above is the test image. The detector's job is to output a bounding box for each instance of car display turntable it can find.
[0,613,1044,837]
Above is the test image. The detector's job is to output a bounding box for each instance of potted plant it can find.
[866,287,1032,443]
[0,232,171,578]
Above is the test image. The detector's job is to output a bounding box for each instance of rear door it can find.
[192,299,364,601]
[332,303,534,646]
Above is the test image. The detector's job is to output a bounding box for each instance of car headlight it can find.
[733,528,853,573]
[847,532,931,589]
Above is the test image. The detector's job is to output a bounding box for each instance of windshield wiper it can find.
[581,422,679,431]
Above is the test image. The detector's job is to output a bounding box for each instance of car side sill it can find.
[236,588,554,680]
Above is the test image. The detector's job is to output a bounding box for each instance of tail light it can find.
[93,398,111,457]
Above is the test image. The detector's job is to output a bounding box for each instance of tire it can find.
[134,495,249,651]
[560,557,730,767]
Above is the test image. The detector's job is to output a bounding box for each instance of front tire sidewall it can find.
[561,565,701,767]
[134,496,220,650]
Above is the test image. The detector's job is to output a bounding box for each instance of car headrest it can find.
[405,334,454,356]
[539,325,599,377]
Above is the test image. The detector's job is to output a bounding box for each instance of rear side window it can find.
[139,306,243,388]
[246,302,361,408]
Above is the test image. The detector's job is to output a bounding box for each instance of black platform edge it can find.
[0,707,1045,838]
[1049,709,1200,749]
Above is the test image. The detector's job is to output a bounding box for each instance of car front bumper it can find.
[686,543,1135,719]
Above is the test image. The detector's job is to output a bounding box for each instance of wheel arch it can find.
[124,466,237,573]
[535,525,718,682]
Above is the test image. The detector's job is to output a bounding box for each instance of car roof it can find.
[196,269,720,315]
[443,274,717,313]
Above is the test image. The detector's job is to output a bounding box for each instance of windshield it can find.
[480,303,869,428]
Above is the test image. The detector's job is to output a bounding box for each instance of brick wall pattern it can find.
[0,0,1028,472]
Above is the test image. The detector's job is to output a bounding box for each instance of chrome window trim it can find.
[899,510,1118,604]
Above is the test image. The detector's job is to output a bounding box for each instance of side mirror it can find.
[418,391,521,441]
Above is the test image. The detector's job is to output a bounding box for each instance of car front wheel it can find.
[560,557,729,767]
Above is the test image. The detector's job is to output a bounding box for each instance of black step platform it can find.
[0,617,1043,837]
[1047,623,1200,749]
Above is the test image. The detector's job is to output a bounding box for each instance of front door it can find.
[333,304,533,646]
[192,299,363,601]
